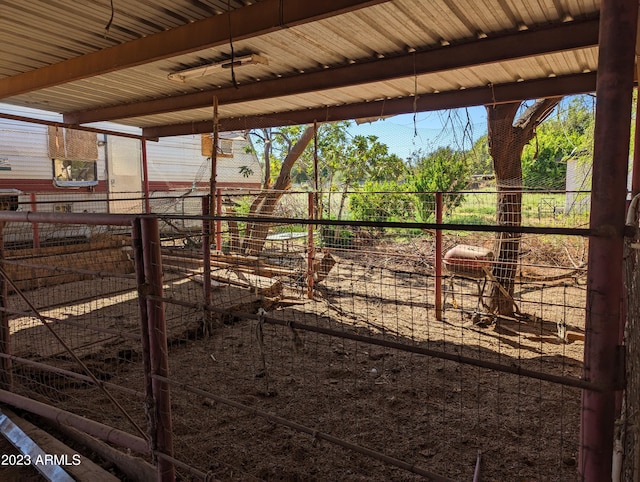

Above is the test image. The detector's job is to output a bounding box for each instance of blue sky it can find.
[348,106,488,161]
[1,101,490,163]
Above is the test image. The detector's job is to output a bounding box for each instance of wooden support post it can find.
[140,217,175,481]
[435,192,443,321]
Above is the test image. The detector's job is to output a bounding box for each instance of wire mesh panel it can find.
[152,192,587,481]
[0,185,592,480]
[0,218,149,444]
[623,199,640,481]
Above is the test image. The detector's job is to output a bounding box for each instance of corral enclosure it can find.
[0,189,598,481]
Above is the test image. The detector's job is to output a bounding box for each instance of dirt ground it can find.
[1,235,586,481]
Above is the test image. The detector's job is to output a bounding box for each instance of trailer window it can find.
[52,158,98,187]
[200,134,234,157]
[0,195,18,211]
[219,138,233,157]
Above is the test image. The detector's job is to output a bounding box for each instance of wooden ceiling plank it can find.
[65,18,599,124]
[0,0,390,99]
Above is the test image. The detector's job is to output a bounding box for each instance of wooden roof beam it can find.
[66,18,599,124]
[142,72,598,138]
[0,0,389,99]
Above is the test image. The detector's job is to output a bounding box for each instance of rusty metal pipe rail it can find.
[0,353,144,399]
[0,306,142,340]
[158,213,595,237]
[1,259,136,279]
[146,294,600,392]
[0,211,136,226]
[0,389,149,454]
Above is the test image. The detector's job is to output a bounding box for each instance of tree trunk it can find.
[486,98,561,316]
[262,128,272,189]
[242,125,315,254]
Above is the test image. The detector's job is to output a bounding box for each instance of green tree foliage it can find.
[467,134,492,175]
[521,96,595,189]
[349,180,414,222]
[336,134,406,220]
[409,146,471,221]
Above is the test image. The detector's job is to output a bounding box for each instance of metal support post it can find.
[435,192,443,321]
[140,217,175,481]
[307,192,315,298]
[580,1,638,480]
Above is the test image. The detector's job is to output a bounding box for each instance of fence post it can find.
[141,139,151,214]
[30,193,39,249]
[216,188,223,252]
[140,217,175,481]
[202,196,212,312]
[580,0,637,480]
[307,192,315,299]
[435,192,443,321]
[0,222,12,391]
[131,219,154,455]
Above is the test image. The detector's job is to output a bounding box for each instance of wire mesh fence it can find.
[149,188,589,480]
[623,195,640,481]
[0,220,148,443]
[0,189,598,480]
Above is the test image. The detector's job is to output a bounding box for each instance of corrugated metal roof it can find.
[0,0,603,136]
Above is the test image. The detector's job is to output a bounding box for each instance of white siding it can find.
[146,133,262,186]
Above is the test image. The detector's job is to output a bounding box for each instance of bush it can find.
[320,225,354,248]
[409,146,471,222]
[349,180,414,223]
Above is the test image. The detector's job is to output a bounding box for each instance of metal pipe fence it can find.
[0,189,626,481]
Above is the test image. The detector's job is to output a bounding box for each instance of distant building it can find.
[565,156,592,214]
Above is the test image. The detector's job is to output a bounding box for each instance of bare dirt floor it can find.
[0,235,587,481]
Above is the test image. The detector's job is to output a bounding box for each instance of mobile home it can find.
[0,105,262,245]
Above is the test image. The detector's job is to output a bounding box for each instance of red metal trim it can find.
[0,179,108,193]
[0,179,259,194]
[0,113,145,140]
[0,211,135,226]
